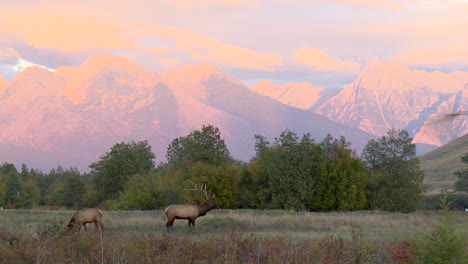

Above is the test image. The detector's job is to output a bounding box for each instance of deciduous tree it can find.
[166,125,231,170]
[90,140,155,202]
[361,129,423,213]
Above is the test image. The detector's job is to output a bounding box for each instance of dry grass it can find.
[0,209,466,263]
[419,134,468,194]
[0,209,438,240]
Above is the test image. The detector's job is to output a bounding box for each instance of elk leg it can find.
[188,218,196,231]
[98,221,104,234]
[166,218,174,232]
[83,223,87,231]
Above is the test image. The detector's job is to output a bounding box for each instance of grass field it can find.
[0,209,467,263]
[419,134,468,194]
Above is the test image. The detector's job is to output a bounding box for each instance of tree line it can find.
[0,125,465,212]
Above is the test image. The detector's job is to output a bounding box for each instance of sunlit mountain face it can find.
[0,55,466,172]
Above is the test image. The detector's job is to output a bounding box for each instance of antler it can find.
[190,184,215,200]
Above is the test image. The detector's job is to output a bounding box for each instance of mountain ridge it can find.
[0,54,375,172]
[0,55,466,172]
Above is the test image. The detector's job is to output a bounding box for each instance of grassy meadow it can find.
[1,209,467,263]
[419,134,468,194]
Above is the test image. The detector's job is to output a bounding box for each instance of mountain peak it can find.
[79,54,148,75]
[251,80,325,110]
[365,61,410,73]
[159,62,227,83]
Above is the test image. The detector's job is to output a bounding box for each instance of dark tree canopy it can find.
[166,125,231,168]
[90,140,155,202]
[361,129,424,213]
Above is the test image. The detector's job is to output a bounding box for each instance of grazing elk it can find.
[165,184,217,232]
[67,208,104,233]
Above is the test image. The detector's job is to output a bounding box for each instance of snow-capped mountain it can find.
[312,62,467,148]
[250,80,338,111]
[0,54,374,172]
[1,56,466,172]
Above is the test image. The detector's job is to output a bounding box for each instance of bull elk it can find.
[67,208,104,233]
[165,184,217,232]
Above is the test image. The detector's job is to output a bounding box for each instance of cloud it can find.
[0,8,137,52]
[157,58,181,69]
[129,21,283,71]
[0,48,20,64]
[0,47,55,80]
[390,49,468,70]
[307,0,404,9]
[293,47,361,74]
[164,0,257,8]
[145,46,172,56]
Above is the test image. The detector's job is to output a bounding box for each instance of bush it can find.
[419,194,468,211]
[415,196,468,263]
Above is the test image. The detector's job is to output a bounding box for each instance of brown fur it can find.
[165,201,216,232]
[67,208,104,233]
[165,184,217,232]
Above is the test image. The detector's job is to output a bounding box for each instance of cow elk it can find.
[165,184,217,232]
[67,208,104,233]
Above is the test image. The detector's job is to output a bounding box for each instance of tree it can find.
[320,134,367,210]
[112,173,164,210]
[454,153,468,193]
[0,163,32,208]
[166,125,231,169]
[183,162,241,208]
[62,174,85,207]
[238,135,272,209]
[265,130,323,210]
[4,174,32,208]
[361,129,424,213]
[90,140,155,202]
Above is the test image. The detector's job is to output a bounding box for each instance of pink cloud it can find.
[0,9,137,52]
[165,0,257,8]
[303,0,405,9]
[391,49,468,67]
[145,46,172,56]
[0,48,20,59]
[293,47,360,74]
[157,58,181,68]
[129,21,283,71]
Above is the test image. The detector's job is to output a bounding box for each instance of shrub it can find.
[415,196,468,264]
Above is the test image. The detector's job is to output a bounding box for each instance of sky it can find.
[1,0,468,89]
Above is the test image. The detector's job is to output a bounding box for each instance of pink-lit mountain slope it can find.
[315,62,467,151]
[0,55,373,172]
[0,75,7,94]
[250,80,338,111]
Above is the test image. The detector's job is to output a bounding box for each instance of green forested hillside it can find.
[419,134,468,194]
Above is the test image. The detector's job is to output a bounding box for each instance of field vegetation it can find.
[0,126,467,262]
[420,134,468,194]
[1,208,466,263]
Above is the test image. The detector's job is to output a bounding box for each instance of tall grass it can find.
[0,209,466,263]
